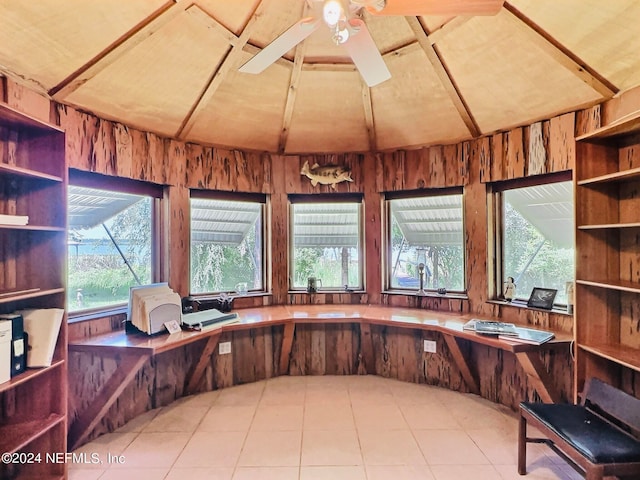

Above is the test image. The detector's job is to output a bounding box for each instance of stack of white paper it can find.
[18,308,64,367]
[0,214,29,226]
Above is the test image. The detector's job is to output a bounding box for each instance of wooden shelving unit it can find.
[574,110,640,399]
[0,102,67,480]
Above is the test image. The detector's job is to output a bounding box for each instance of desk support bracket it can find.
[359,321,375,374]
[68,351,150,451]
[279,322,296,374]
[186,332,221,395]
[442,333,480,394]
[515,351,560,403]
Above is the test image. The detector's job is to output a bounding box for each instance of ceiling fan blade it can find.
[239,17,321,74]
[367,0,504,16]
[343,19,391,87]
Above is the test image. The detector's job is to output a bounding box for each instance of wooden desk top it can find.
[69,305,572,356]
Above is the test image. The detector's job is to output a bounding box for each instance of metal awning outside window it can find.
[292,203,360,248]
[68,185,145,229]
[391,195,464,246]
[190,198,262,245]
[504,181,574,248]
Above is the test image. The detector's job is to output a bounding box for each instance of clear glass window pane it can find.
[388,194,464,291]
[502,181,574,304]
[68,186,153,312]
[291,202,362,289]
[190,198,264,294]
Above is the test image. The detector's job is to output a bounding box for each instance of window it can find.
[190,192,266,295]
[67,170,161,314]
[386,190,465,293]
[290,195,363,290]
[494,174,574,306]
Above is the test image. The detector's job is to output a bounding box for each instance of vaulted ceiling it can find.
[1,0,639,154]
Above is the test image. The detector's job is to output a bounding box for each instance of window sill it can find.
[486,299,573,316]
[68,305,128,324]
[288,290,366,295]
[383,290,469,300]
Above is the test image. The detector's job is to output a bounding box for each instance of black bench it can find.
[518,378,640,480]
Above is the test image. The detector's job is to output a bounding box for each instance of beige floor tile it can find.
[232,466,299,480]
[70,432,138,470]
[164,467,234,480]
[301,429,362,466]
[96,468,169,480]
[251,404,304,431]
[216,382,265,406]
[430,464,503,480]
[237,430,302,467]
[414,429,489,465]
[400,403,462,430]
[197,405,257,432]
[300,465,367,480]
[174,390,220,407]
[359,429,426,465]
[466,427,520,465]
[143,405,209,433]
[68,469,106,480]
[494,462,582,479]
[260,385,306,405]
[305,383,351,405]
[115,408,162,433]
[303,403,355,430]
[390,383,445,406]
[173,431,247,468]
[366,464,436,480]
[112,432,191,468]
[353,404,408,430]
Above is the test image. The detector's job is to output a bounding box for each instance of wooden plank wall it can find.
[4,75,615,444]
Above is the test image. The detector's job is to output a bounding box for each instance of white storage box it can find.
[0,320,11,384]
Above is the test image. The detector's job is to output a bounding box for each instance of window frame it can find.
[67,169,163,318]
[288,193,364,292]
[490,171,573,308]
[189,189,268,296]
[383,187,466,294]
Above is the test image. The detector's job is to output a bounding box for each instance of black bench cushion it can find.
[521,402,640,464]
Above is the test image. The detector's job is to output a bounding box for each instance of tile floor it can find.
[69,375,583,480]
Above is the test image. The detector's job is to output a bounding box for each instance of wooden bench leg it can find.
[518,414,527,475]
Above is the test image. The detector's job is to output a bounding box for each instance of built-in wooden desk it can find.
[68,305,571,450]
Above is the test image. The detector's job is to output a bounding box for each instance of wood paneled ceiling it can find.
[1,0,638,154]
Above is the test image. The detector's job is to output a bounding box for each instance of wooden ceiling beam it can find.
[361,82,377,152]
[405,16,481,137]
[427,16,472,45]
[185,4,239,46]
[503,2,618,98]
[278,3,309,153]
[49,0,190,100]
[176,0,268,139]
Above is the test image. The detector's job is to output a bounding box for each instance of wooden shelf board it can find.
[0,224,65,232]
[577,222,640,230]
[0,163,64,182]
[578,343,640,373]
[0,413,65,454]
[0,102,62,132]
[0,287,65,305]
[576,279,640,294]
[577,167,640,185]
[0,360,65,393]
[576,110,640,141]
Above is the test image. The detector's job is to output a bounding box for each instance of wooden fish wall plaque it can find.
[300,161,354,190]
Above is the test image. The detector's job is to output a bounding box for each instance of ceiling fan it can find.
[239,0,504,87]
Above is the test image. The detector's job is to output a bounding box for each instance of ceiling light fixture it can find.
[322,0,344,27]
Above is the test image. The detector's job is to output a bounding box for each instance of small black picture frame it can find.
[527,287,557,310]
